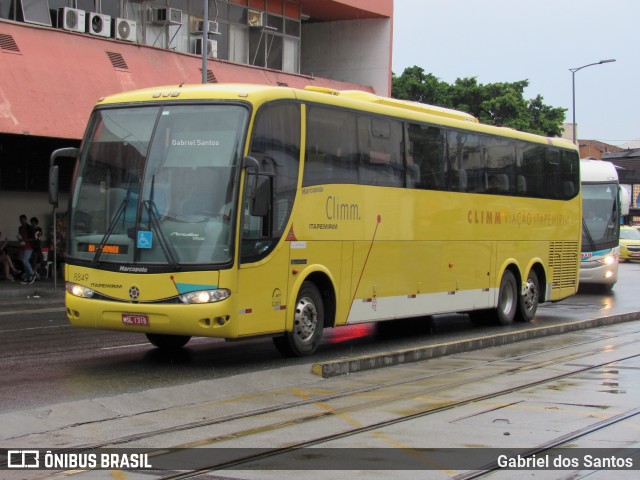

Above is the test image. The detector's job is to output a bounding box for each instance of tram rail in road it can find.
[311,309,640,378]
[3,319,640,479]
[3,266,640,478]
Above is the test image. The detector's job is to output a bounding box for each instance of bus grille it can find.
[549,241,579,290]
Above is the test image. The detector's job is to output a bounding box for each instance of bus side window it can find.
[357,115,404,187]
[518,143,546,198]
[406,123,445,190]
[561,150,580,200]
[487,173,510,193]
[545,150,562,199]
[484,136,515,195]
[242,102,301,263]
[250,102,301,235]
[517,175,527,194]
[461,133,484,193]
[447,130,484,193]
[303,106,357,186]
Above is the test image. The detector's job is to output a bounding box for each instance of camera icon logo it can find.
[7,450,40,468]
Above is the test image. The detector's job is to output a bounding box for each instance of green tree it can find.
[392,66,566,137]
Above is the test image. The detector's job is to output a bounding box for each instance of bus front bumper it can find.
[65,293,239,338]
[579,263,618,285]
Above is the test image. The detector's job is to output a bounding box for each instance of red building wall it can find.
[0,19,374,140]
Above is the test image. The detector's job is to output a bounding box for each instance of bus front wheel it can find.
[516,270,539,322]
[146,333,191,350]
[273,282,324,357]
[495,270,518,325]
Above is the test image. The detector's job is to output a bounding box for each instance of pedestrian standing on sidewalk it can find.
[18,214,36,284]
[30,216,44,278]
[0,233,21,281]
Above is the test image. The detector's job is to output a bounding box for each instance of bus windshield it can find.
[581,182,619,251]
[69,104,249,266]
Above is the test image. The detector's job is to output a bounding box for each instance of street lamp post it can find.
[570,59,616,145]
[202,0,209,84]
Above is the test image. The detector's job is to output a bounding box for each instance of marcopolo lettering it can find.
[119,266,149,273]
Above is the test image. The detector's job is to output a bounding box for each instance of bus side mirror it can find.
[49,165,59,207]
[250,176,271,217]
[243,155,260,173]
[49,147,79,207]
[243,155,271,217]
[619,185,631,216]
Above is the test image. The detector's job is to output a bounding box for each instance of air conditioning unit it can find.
[86,13,111,38]
[247,10,263,27]
[58,7,86,33]
[149,7,182,25]
[112,18,137,42]
[193,20,219,35]
[195,39,217,58]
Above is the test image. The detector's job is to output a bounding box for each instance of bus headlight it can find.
[66,282,95,298]
[592,254,616,266]
[179,289,231,304]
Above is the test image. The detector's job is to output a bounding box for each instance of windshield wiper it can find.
[91,192,131,266]
[141,174,180,270]
[582,217,596,251]
[142,199,180,270]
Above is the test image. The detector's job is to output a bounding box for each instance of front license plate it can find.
[122,313,150,326]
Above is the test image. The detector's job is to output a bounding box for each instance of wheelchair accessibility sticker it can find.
[137,231,153,249]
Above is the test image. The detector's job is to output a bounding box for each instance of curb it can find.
[311,311,640,378]
[0,285,65,300]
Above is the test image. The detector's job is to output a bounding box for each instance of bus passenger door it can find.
[237,247,290,336]
[236,174,290,336]
[236,101,301,336]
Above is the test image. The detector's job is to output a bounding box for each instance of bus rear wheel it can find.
[516,270,539,322]
[146,333,191,350]
[494,270,518,325]
[273,282,324,357]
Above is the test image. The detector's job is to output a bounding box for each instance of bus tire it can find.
[494,270,518,325]
[516,270,539,322]
[273,282,324,357]
[146,333,191,350]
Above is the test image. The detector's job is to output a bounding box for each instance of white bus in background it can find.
[580,159,630,291]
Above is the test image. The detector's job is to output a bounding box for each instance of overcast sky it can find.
[392,0,638,146]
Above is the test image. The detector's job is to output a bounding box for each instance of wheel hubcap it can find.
[522,279,538,311]
[501,282,516,313]
[294,296,317,343]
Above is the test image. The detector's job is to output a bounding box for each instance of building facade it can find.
[576,140,624,160]
[560,124,625,160]
[0,0,393,237]
[602,149,640,222]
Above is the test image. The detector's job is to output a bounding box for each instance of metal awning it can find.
[0,20,373,140]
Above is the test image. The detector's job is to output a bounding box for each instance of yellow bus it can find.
[51,84,581,357]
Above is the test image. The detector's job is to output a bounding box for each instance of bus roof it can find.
[303,86,480,123]
[580,159,619,183]
[96,83,577,151]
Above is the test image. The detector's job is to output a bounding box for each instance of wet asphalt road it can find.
[1,262,639,414]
